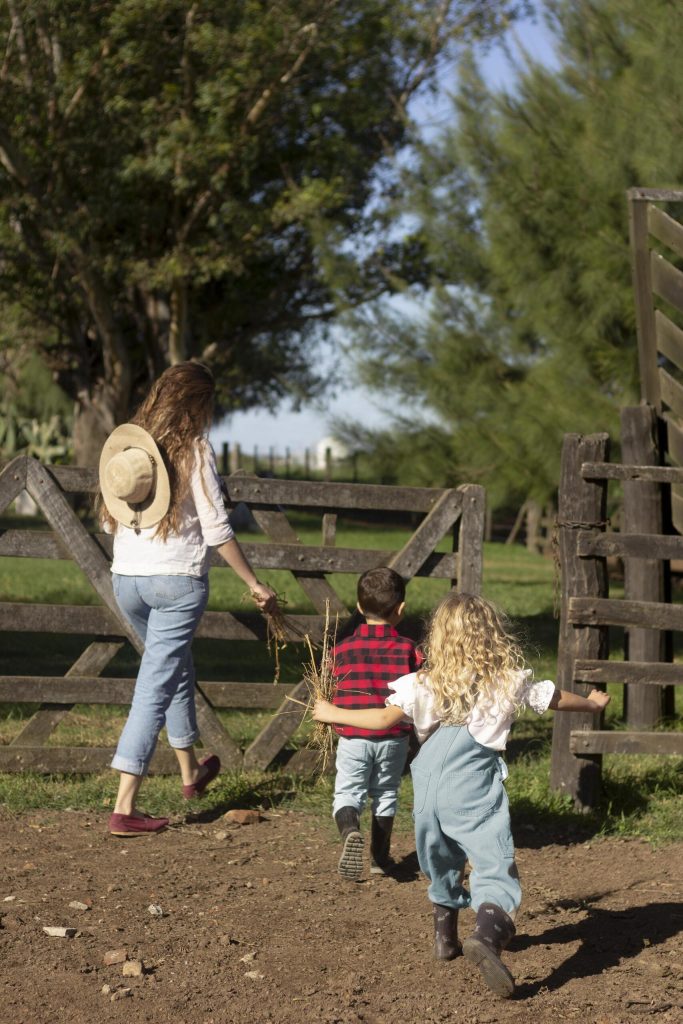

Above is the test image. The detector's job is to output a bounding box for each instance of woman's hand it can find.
[250,582,278,614]
[312,699,337,724]
[215,539,278,613]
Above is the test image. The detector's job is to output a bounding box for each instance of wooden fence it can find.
[550,408,683,811]
[0,455,485,775]
[629,187,683,532]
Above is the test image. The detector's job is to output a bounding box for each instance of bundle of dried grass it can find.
[286,601,339,777]
[242,590,306,684]
[264,601,308,684]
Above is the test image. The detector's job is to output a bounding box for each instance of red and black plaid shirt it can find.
[331,623,423,739]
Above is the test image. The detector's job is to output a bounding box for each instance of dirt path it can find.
[1,808,681,1024]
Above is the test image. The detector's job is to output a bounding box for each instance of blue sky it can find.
[211,8,559,458]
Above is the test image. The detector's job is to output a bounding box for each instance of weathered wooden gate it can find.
[629,186,683,531]
[549,189,683,810]
[0,456,484,774]
[550,415,683,811]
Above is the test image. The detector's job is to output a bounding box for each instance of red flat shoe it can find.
[182,754,221,799]
[109,812,169,837]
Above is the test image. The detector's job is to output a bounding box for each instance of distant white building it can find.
[314,435,349,469]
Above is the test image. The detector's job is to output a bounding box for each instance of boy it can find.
[331,566,422,880]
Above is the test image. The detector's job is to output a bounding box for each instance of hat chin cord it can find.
[126,450,157,534]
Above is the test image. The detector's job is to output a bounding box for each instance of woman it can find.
[98,361,276,837]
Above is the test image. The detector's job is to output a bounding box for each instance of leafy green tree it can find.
[344,0,683,509]
[0,0,522,463]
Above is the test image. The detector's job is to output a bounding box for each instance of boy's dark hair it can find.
[357,567,406,620]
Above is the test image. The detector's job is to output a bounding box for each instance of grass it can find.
[0,512,681,843]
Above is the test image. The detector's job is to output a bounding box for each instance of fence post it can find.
[322,513,337,547]
[229,443,241,473]
[550,433,609,810]
[621,404,667,727]
[525,500,542,553]
[221,442,229,475]
[628,192,660,410]
[455,484,486,594]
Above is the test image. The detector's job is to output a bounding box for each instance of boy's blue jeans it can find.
[110,573,208,776]
[332,734,410,818]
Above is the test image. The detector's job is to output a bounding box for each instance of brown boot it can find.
[463,902,516,998]
[432,903,462,960]
[334,806,364,881]
[369,815,394,875]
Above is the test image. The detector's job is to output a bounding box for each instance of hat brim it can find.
[99,424,171,529]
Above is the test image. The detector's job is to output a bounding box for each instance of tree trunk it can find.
[72,386,120,467]
[71,264,133,466]
[169,279,188,364]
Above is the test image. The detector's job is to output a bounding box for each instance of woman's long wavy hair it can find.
[419,592,526,725]
[99,361,216,540]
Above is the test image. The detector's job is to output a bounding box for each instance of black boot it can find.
[432,904,462,960]
[369,815,394,875]
[462,902,516,998]
[334,806,364,881]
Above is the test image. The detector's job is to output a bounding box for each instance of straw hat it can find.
[99,424,170,530]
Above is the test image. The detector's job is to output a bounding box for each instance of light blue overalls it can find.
[410,724,521,916]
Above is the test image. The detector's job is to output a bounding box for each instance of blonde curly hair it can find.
[419,592,526,725]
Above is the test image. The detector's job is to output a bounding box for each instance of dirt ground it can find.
[0,807,682,1024]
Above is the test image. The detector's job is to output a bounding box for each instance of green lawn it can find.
[0,513,681,842]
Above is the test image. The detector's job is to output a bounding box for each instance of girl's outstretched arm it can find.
[312,699,406,731]
[549,688,610,712]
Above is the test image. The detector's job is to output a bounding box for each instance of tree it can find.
[343,0,683,509]
[0,0,523,463]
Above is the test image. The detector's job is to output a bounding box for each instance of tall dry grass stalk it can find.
[286,600,340,777]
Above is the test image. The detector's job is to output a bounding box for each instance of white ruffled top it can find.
[109,439,234,578]
[386,669,556,749]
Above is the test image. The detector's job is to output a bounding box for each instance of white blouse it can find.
[386,670,556,750]
[110,439,234,577]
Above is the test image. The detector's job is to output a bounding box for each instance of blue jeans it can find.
[332,735,409,818]
[111,573,209,776]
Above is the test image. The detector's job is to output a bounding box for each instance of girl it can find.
[98,361,276,837]
[313,591,609,999]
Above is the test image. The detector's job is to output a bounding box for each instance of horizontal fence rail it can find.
[0,676,294,708]
[570,730,683,756]
[582,461,683,483]
[569,596,683,631]
[43,464,452,512]
[0,529,459,579]
[0,455,485,775]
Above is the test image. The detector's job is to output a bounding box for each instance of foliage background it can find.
[340,0,683,511]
